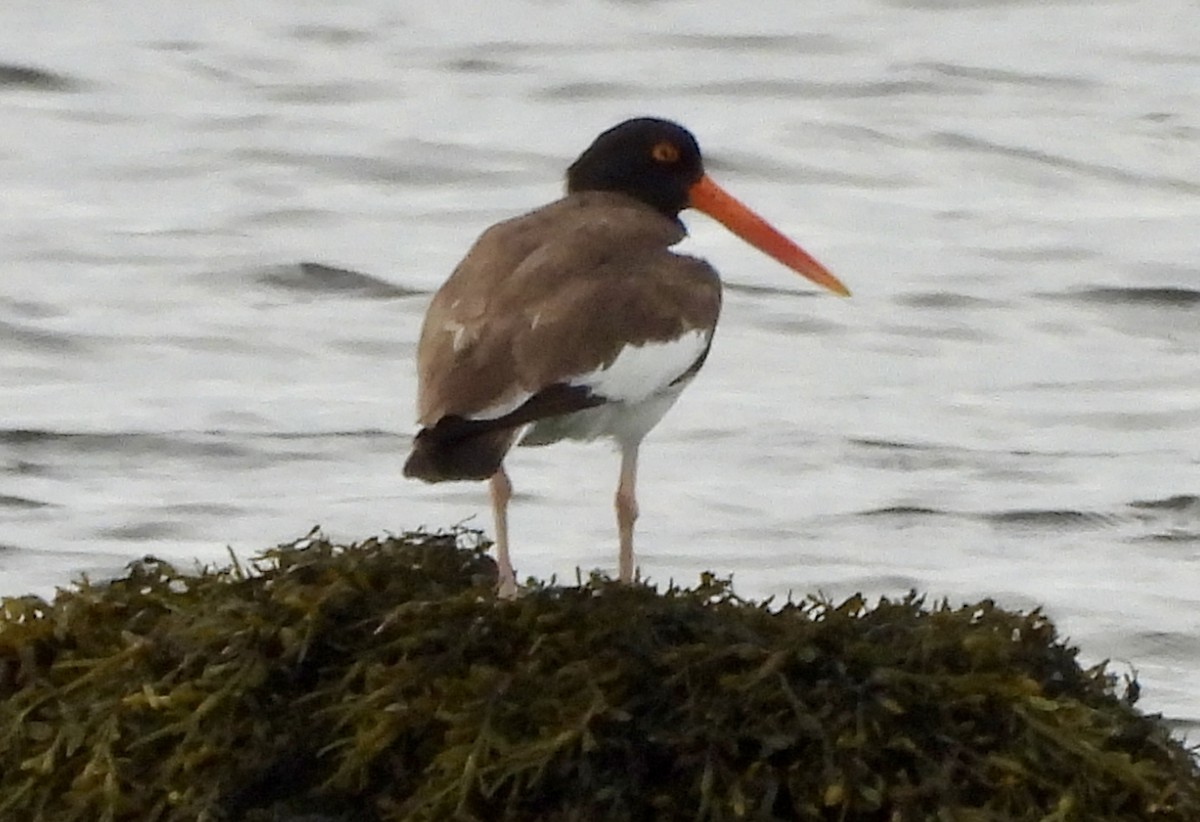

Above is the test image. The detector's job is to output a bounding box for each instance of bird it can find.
[404,117,850,597]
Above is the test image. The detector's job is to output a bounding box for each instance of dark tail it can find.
[403,423,517,482]
[404,384,605,483]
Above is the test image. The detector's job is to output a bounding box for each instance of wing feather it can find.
[414,191,721,427]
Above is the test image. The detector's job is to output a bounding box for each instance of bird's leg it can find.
[489,466,517,598]
[615,442,640,584]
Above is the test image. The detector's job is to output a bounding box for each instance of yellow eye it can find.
[651,141,680,163]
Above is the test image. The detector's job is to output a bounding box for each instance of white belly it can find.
[519,379,691,449]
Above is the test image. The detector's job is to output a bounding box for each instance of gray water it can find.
[1,1,1197,728]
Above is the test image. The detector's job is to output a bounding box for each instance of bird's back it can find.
[414,191,722,427]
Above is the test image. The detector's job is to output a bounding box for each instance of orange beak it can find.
[688,174,850,297]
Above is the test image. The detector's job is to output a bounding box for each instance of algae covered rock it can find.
[1,529,1197,821]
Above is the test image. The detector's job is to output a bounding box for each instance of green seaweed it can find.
[1,529,1196,821]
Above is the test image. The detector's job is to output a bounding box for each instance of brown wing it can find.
[413,190,722,426]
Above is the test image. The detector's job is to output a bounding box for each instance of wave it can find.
[0,63,77,91]
[255,262,422,298]
[1066,287,1200,308]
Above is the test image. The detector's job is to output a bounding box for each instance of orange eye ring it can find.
[650,141,680,163]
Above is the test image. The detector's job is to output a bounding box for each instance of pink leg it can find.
[615,443,640,584]
[489,466,517,598]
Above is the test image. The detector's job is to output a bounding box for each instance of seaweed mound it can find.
[1,530,1197,821]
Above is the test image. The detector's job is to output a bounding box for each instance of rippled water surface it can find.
[1,1,1197,727]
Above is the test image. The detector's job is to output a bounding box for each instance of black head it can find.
[566,118,704,218]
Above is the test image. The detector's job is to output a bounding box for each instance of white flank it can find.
[570,329,710,403]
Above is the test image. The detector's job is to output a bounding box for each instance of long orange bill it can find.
[688,174,851,297]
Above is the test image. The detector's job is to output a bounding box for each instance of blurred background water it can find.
[1,0,1197,730]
